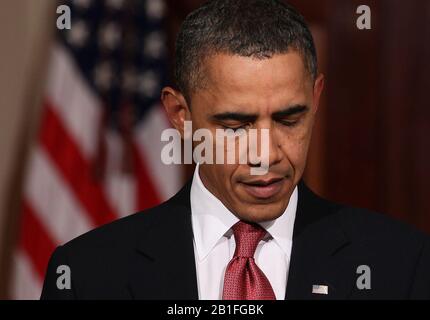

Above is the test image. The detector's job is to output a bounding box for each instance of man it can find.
[41,0,430,299]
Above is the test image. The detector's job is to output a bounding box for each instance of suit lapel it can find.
[128,182,199,299]
[285,181,356,299]
[127,179,356,300]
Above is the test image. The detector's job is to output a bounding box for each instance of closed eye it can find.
[278,119,300,127]
[273,105,308,127]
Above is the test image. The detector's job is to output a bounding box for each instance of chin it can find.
[236,201,287,223]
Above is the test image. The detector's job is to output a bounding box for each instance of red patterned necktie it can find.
[222,220,276,300]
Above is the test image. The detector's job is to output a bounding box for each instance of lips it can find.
[240,177,285,199]
[243,177,284,186]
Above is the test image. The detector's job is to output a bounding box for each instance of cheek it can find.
[214,164,236,185]
[280,140,306,164]
[279,127,313,164]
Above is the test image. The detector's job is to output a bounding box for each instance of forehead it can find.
[198,52,312,113]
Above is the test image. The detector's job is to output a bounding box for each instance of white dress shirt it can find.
[190,163,298,300]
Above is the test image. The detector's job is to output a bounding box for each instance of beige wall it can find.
[0,0,55,297]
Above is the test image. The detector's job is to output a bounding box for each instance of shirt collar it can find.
[191,163,297,261]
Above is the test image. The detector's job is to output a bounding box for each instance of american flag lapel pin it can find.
[312,285,329,295]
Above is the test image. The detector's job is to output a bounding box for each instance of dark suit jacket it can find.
[41,181,430,299]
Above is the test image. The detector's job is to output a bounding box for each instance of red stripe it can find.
[39,100,117,226]
[19,202,57,280]
[132,140,161,210]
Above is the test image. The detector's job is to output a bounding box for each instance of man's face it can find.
[163,51,324,223]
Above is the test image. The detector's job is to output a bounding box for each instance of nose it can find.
[267,128,283,167]
[248,125,283,169]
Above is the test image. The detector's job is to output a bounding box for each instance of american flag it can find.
[11,0,181,299]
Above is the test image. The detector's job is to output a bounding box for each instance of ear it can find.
[312,73,325,113]
[161,87,190,138]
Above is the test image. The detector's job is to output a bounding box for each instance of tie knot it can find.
[231,221,267,258]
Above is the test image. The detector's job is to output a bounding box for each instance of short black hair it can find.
[174,0,318,103]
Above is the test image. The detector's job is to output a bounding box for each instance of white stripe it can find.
[135,105,182,200]
[46,44,101,160]
[24,146,93,245]
[104,130,137,217]
[11,250,43,300]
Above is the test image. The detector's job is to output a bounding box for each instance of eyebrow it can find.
[272,105,309,118]
[211,112,258,123]
[211,104,309,123]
